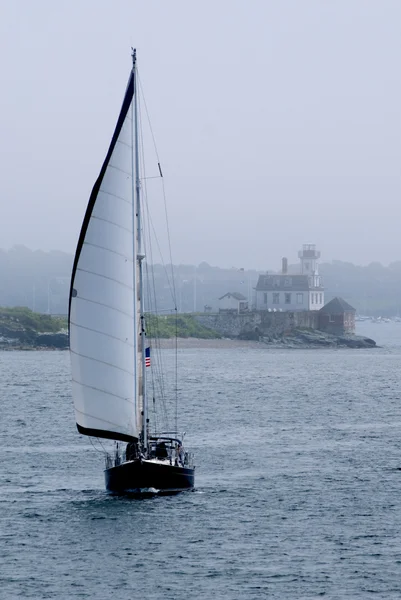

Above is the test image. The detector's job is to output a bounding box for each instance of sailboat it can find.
[68,50,195,494]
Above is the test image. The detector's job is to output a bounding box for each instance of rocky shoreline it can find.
[258,328,377,349]
[0,332,69,350]
[0,329,376,351]
[154,330,377,350]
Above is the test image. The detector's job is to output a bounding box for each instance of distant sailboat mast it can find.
[132,49,148,451]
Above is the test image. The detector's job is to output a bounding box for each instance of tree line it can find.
[1,246,401,316]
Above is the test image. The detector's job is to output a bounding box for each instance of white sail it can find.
[69,73,140,442]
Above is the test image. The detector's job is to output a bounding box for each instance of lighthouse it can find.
[299,244,320,274]
[298,244,322,289]
[255,243,324,311]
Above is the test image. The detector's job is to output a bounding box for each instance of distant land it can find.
[0,308,220,349]
[0,306,68,349]
[0,307,376,350]
[1,245,401,317]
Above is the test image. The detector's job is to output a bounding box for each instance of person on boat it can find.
[126,442,138,461]
[178,444,185,466]
[115,443,121,466]
[174,443,185,466]
[155,441,168,459]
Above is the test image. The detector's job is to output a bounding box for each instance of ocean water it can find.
[1,322,401,599]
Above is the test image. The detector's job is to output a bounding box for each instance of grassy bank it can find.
[0,307,67,333]
[146,313,220,339]
[0,308,219,340]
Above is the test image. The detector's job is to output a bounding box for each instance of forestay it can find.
[68,71,140,442]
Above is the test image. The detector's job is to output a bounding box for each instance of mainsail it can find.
[69,68,141,443]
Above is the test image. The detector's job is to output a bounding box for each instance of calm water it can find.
[1,322,401,599]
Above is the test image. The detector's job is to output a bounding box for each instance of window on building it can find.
[304,262,310,271]
[315,293,319,304]
[263,292,267,304]
[319,293,323,304]
[329,314,335,323]
[311,294,314,304]
[273,292,280,304]
[297,293,303,304]
[285,293,291,304]
[284,278,292,287]
[273,278,280,287]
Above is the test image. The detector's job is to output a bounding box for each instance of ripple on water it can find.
[1,332,401,598]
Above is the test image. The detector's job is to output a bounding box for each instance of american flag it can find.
[145,347,151,368]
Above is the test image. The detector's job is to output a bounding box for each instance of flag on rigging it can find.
[145,347,151,367]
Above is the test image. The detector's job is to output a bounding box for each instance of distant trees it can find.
[0,246,72,314]
[1,246,401,316]
[320,261,401,316]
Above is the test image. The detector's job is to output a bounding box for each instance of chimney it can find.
[282,257,288,274]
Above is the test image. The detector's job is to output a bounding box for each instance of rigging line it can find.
[137,72,178,433]
[136,91,178,434]
[136,114,175,310]
[144,284,166,406]
[134,103,178,438]
[146,209,176,306]
[175,306,178,436]
[137,91,170,430]
[137,122,175,308]
[137,72,162,163]
[138,71,177,308]
[142,269,166,409]
[137,143,175,308]
[146,283,169,429]
[143,262,161,433]
[138,95,165,391]
[146,308,178,314]
[89,436,108,455]
[147,328,168,430]
[143,282,168,426]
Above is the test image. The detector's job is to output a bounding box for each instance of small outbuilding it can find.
[319,297,356,335]
[218,292,248,314]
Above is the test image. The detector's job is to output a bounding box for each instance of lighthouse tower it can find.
[298,244,321,288]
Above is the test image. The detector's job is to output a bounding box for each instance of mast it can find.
[132,49,148,451]
[131,50,139,441]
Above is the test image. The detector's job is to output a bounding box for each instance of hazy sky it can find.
[0,0,400,270]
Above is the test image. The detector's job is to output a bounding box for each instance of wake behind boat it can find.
[68,50,195,494]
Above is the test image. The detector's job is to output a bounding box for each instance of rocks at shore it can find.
[0,326,376,351]
[0,309,69,350]
[258,328,377,349]
[0,331,69,350]
[197,313,377,349]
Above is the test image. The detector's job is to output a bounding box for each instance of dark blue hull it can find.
[104,459,195,494]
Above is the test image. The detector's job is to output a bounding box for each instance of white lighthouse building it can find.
[255,244,324,311]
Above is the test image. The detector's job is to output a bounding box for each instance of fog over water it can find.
[0,0,400,269]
